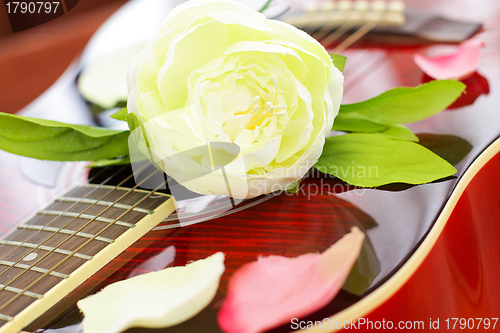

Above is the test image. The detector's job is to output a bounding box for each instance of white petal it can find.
[79,43,146,109]
[78,253,225,333]
[157,19,231,111]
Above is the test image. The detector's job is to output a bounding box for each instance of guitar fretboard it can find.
[0,183,175,332]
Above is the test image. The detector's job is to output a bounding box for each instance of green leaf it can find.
[126,112,141,132]
[330,54,347,72]
[88,156,131,168]
[0,112,129,161]
[258,0,273,12]
[111,108,128,121]
[376,124,418,142]
[285,180,300,193]
[340,80,466,124]
[89,101,127,116]
[332,113,417,141]
[332,113,388,133]
[315,133,456,187]
[126,112,152,148]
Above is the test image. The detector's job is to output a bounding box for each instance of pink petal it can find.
[218,227,365,333]
[414,39,484,80]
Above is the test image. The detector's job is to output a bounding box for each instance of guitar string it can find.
[318,22,357,47]
[0,165,125,272]
[0,10,391,314]
[0,163,162,308]
[318,17,394,93]
[0,165,129,276]
[0,164,110,241]
[332,20,381,53]
[0,162,152,290]
[0,169,170,312]
[0,43,372,293]
[0,162,152,284]
[0,34,374,295]
[313,22,347,41]
[343,53,391,93]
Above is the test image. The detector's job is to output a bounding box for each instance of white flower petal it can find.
[157,19,231,110]
[127,0,344,199]
[79,43,146,109]
[78,252,225,333]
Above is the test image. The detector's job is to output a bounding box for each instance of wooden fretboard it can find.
[0,183,175,333]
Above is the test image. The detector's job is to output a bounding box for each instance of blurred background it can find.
[0,0,127,114]
[0,0,498,115]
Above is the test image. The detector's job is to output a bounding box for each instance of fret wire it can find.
[0,163,151,289]
[0,260,68,279]
[0,165,131,283]
[18,225,114,244]
[0,241,92,261]
[0,284,42,299]
[55,197,153,215]
[0,172,169,312]
[0,11,386,320]
[0,166,133,300]
[0,166,165,311]
[84,184,163,195]
[0,163,149,292]
[0,313,14,322]
[0,22,376,314]
[39,211,135,228]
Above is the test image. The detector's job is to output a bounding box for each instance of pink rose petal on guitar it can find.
[414,39,484,80]
[218,227,365,333]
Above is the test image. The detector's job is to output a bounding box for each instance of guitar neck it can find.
[0,183,175,333]
[281,0,406,30]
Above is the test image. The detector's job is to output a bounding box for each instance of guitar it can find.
[0,0,498,332]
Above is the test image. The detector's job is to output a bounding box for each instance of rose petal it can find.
[78,252,225,333]
[127,0,343,199]
[78,43,146,109]
[413,39,484,80]
[218,227,365,333]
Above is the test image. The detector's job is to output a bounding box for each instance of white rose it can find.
[127,0,343,199]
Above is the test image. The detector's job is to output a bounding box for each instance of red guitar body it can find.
[358,142,500,331]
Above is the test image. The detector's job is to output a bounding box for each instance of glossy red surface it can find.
[94,177,376,292]
[355,148,500,332]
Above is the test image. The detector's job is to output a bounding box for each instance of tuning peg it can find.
[371,1,387,12]
[321,0,336,11]
[304,3,318,13]
[388,1,405,13]
[354,1,369,12]
[337,0,351,11]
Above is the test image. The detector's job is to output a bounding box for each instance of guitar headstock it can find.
[281,0,406,30]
